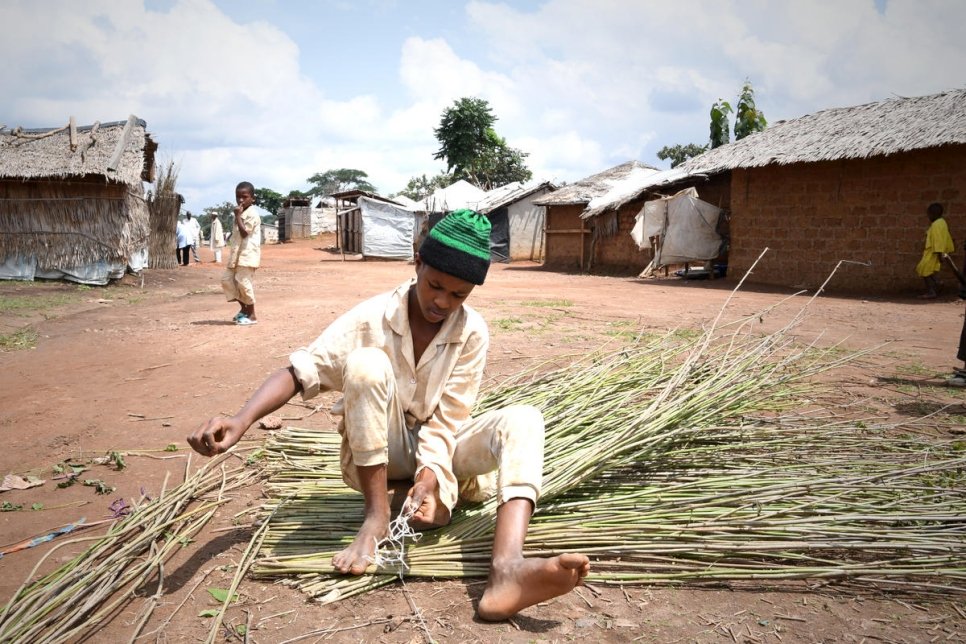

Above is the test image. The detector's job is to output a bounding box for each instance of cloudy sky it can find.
[3,0,964,213]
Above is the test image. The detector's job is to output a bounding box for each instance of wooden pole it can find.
[68,116,77,151]
[107,114,137,173]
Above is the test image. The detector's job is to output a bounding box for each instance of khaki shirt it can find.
[289,280,488,507]
[228,207,261,268]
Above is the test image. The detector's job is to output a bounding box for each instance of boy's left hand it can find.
[406,469,451,528]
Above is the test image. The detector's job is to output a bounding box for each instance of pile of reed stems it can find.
[0,453,260,643]
[250,319,965,602]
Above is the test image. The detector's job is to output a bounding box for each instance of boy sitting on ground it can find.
[188,209,590,620]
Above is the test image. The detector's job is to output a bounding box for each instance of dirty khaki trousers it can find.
[221,266,256,305]
[338,347,544,511]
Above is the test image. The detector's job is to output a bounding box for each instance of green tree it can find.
[433,97,532,190]
[254,188,284,217]
[395,172,453,201]
[733,80,768,141]
[201,201,235,239]
[474,130,533,189]
[656,143,708,168]
[434,97,495,177]
[709,80,768,148]
[306,169,376,197]
[709,99,733,149]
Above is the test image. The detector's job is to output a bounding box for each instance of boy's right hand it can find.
[187,417,246,456]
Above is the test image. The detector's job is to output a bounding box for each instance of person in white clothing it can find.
[185,213,202,264]
[209,216,225,263]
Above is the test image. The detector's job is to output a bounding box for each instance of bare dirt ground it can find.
[1,235,964,643]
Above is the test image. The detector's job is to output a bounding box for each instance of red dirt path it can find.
[1,236,964,642]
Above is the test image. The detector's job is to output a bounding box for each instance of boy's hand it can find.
[187,416,245,456]
[406,468,451,528]
[234,196,252,215]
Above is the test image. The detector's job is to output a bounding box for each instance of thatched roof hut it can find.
[534,161,657,207]
[536,161,660,271]
[584,89,966,221]
[683,88,966,173]
[676,88,966,294]
[474,180,556,262]
[0,115,157,283]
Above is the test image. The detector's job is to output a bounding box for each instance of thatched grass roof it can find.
[0,115,156,187]
[583,88,966,218]
[533,161,657,206]
[476,180,556,214]
[683,88,966,174]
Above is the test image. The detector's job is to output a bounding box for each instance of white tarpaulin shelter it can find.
[343,196,415,260]
[418,180,486,213]
[631,188,723,266]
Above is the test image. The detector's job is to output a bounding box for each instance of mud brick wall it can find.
[542,204,588,270]
[727,145,966,295]
[588,205,652,274]
[587,174,732,275]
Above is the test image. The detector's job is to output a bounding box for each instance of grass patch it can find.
[493,317,523,331]
[671,328,702,340]
[0,328,38,351]
[0,292,76,315]
[604,320,637,340]
[894,362,936,377]
[520,299,574,308]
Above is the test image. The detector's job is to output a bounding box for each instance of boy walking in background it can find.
[221,181,261,325]
[188,209,589,621]
[916,202,954,299]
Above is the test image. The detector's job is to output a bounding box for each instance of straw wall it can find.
[0,178,148,270]
[148,194,180,269]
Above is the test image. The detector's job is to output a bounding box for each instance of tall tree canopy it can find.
[656,80,767,166]
[733,80,768,141]
[306,169,376,197]
[656,143,708,168]
[254,188,283,216]
[709,80,767,149]
[433,97,532,190]
[709,99,734,149]
[395,172,453,202]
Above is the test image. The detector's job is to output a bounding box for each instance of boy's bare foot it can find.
[477,553,590,621]
[331,512,389,575]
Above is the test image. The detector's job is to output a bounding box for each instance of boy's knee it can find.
[344,347,393,387]
[500,404,545,440]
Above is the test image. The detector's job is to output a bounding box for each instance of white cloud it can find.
[3,0,965,212]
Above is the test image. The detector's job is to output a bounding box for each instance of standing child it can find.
[916,202,954,299]
[209,215,225,264]
[221,182,261,325]
[188,209,590,621]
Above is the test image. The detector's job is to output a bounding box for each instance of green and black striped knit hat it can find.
[418,209,491,285]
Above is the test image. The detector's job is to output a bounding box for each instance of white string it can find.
[367,501,433,641]
[367,501,423,572]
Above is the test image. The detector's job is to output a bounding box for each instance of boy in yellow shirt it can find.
[916,202,954,299]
